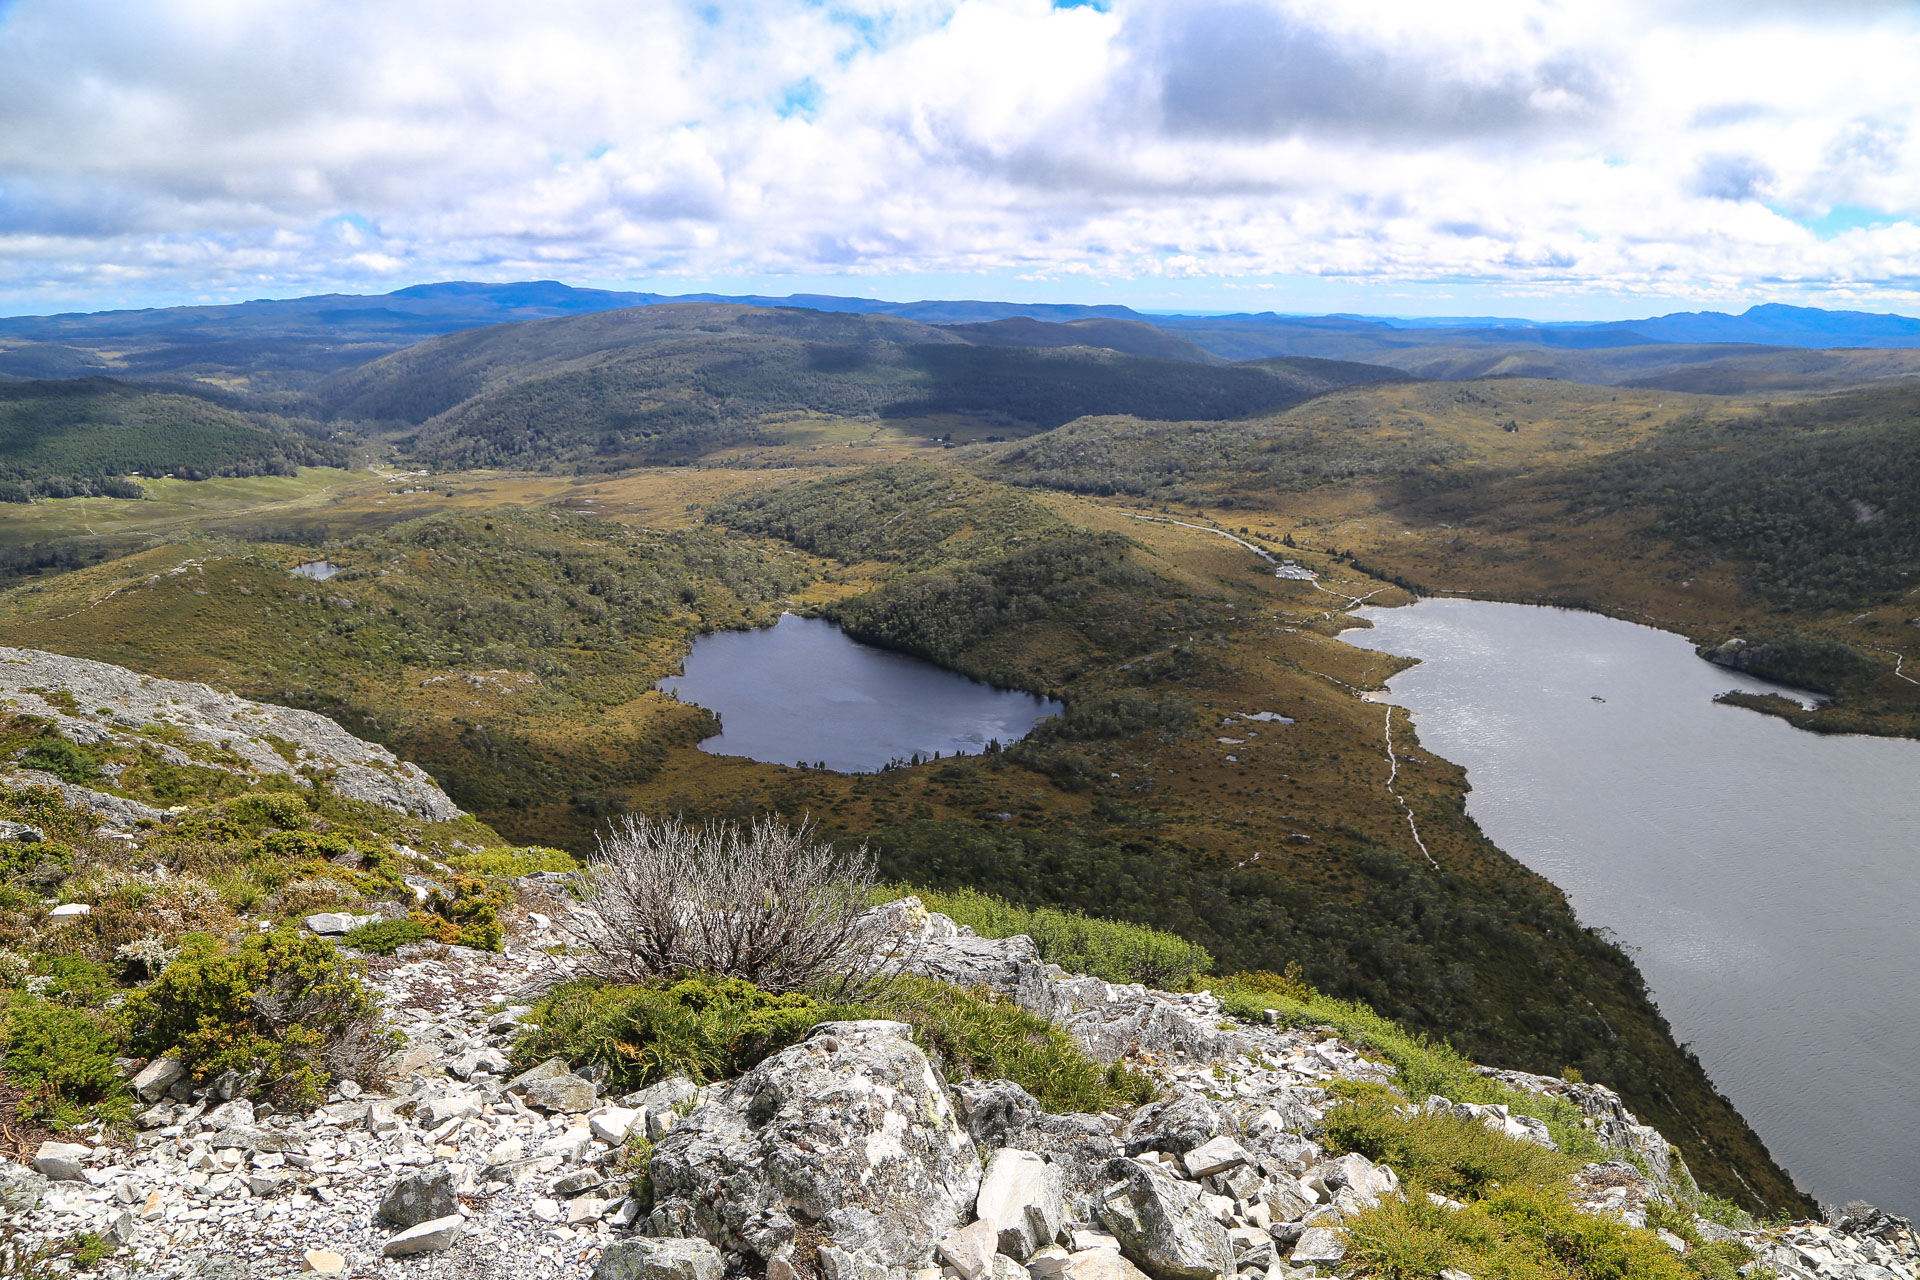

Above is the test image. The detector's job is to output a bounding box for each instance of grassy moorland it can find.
[981,376,1920,734]
[0,452,1810,1213]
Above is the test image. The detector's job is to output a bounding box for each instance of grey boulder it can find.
[0,1161,50,1210]
[650,1020,982,1269]
[376,1163,458,1228]
[593,1236,725,1280]
[1097,1160,1235,1280]
[32,1141,89,1182]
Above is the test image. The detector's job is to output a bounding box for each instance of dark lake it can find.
[1344,598,1920,1216]
[656,613,1062,773]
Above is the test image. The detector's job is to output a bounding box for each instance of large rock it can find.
[976,1148,1066,1260]
[304,912,376,936]
[131,1056,186,1102]
[594,1236,725,1280]
[1097,1161,1235,1280]
[650,1020,982,1269]
[376,1163,458,1228]
[1063,1249,1153,1280]
[32,1141,89,1182]
[1120,1096,1233,1159]
[0,645,463,821]
[0,1161,50,1210]
[382,1215,464,1256]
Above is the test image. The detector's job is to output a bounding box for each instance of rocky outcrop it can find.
[0,646,461,821]
[649,1019,982,1270]
[6,899,1916,1280]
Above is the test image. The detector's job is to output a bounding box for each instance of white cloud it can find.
[1,0,1919,312]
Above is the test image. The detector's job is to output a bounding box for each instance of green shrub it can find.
[338,918,432,954]
[0,840,71,883]
[2,993,131,1127]
[17,737,99,785]
[1344,1184,1712,1280]
[516,973,1155,1115]
[449,846,578,878]
[891,886,1213,988]
[1323,1093,1581,1200]
[127,928,393,1106]
[867,976,1157,1114]
[417,875,509,950]
[209,791,310,835]
[1211,973,1605,1158]
[31,955,117,1006]
[516,975,829,1089]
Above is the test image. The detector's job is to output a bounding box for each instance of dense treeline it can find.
[0,378,349,498]
[1581,388,1920,610]
[876,345,1318,430]
[713,461,1204,689]
[983,410,1466,502]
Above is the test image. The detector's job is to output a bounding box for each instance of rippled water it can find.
[657,613,1062,773]
[1344,598,1920,1216]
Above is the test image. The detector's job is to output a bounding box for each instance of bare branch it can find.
[569,813,905,997]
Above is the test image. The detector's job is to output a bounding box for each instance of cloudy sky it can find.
[2,0,1918,319]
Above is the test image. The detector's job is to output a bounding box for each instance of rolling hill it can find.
[0,378,350,500]
[316,304,1375,469]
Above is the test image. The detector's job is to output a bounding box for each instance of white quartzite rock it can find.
[381,1213,465,1256]
[650,1020,982,1270]
[1097,1161,1235,1280]
[975,1147,1067,1260]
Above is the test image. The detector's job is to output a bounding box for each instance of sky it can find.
[3,0,1919,320]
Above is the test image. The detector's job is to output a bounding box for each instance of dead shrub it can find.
[569,814,905,997]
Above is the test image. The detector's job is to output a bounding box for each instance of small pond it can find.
[290,560,340,581]
[657,614,1062,773]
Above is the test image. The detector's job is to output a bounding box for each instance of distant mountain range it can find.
[7,281,1920,397]
[7,279,1920,350]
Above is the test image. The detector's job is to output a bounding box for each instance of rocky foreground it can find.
[5,902,1916,1280]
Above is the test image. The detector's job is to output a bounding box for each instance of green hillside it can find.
[313,304,1349,471]
[0,378,350,501]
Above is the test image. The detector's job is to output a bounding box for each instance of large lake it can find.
[1344,598,1920,1217]
[657,613,1062,773]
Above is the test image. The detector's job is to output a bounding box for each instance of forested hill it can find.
[313,304,1370,470]
[0,378,349,501]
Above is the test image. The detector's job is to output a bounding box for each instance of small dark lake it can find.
[1344,598,1920,1216]
[656,614,1062,773]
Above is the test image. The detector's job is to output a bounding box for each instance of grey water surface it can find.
[657,613,1061,774]
[1344,597,1920,1216]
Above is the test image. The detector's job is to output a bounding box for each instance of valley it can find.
[8,288,1920,1225]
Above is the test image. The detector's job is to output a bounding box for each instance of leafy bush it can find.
[1323,1093,1580,1200]
[0,840,70,883]
[516,973,1154,1115]
[448,846,578,878]
[2,993,131,1127]
[1343,1184,1717,1280]
[30,955,117,1007]
[415,875,509,951]
[515,975,830,1089]
[128,928,393,1106]
[897,885,1213,988]
[868,976,1156,1114]
[79,869,239,954]
[17,737,99,785]
[338,918,432,954]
